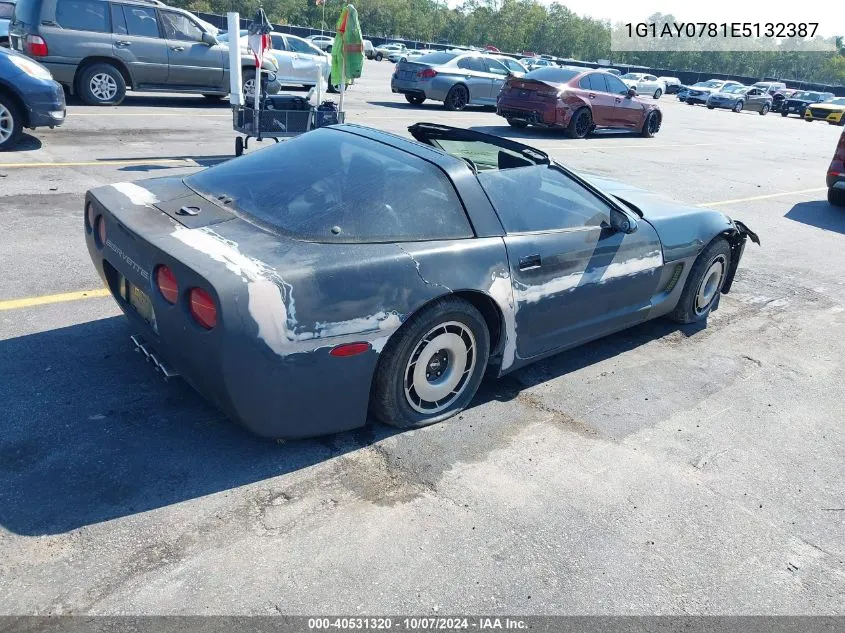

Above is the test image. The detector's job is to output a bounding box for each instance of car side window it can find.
[271,34,287,50]
[457,57,485,73]
[110,3,127,34]
[478,166,612,233]
[645,75,657,81]
[588,73,608,92]
[578,74,591,90]
[604,74,630,95]
[55,0,110,32]
[485,58,509,76]
[287,37,317,54]
[160,11,202,41]
[122,5,160,38]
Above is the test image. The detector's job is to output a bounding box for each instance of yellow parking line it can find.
[701,188,827,206]
[0,288,111,311]
[0,158,193,169]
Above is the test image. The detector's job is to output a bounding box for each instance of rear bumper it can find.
[496,97,562,126]
[390,77,440,100]
[39,61,77,86]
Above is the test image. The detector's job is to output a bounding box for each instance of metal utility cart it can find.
[232,99,313,156]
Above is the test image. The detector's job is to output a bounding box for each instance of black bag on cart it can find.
[245,94,311,111]
[314,101,340,128]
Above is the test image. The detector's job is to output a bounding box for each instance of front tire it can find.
[733,100,744,113]
[78,63,126,106]
[443,84,469,111]
[566,107,592,139]
[653,88,662,99]
[781,110,788,117]
[405,94,425,105]
[668,238,732,324]
[760,104,769,115]
[0,94,23,151]
[375,52,383,61]
[371,297,490,430]
[828,187,845,207]
[507,118,528,128]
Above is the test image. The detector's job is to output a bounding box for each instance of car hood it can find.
[809,103,845,112]
[578,173,736,261]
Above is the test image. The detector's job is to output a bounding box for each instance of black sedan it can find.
[84,124,759,439]
[781,91,835,118]
[0,46,65,150]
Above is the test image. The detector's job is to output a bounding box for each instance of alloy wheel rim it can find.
[695,256,725,314]
[575,111,590,136]
[404,321,476,414]
[243,78,256,96]
[452,88,467,109]
[90,73,118,101]
[0,103,12,143]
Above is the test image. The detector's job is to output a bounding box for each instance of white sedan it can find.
[620,72,667,99]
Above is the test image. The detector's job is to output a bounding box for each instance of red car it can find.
[496,66,662,138]
[485,45,500,52]
[828,127,845,207]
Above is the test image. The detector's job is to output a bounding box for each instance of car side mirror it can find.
[626,87,637,98]
[613,209,638,234]
[202,32,218,46]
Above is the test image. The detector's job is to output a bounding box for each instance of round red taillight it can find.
[189,288,217,329]
[96,215,106,247]
[155,265,179,304]
[85,203,95,233]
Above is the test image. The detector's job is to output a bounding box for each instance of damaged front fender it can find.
[722,219,760,294]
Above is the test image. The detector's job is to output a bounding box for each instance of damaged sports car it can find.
[84,123,759,439]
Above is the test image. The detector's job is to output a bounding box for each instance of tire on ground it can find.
[668,237,732,324]
[0,93,23,151]
[371,296,490,430]
[77,62,127,106]
[566,107,591,139]
[443,84,469,111]
[828,187,845,207]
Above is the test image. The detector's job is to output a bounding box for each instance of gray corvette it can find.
[84,123,759,439]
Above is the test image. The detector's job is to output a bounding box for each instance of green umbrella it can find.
[331,3,363,112]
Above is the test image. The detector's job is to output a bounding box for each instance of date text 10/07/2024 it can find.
[623,22,819,39]
[307,617,528,630]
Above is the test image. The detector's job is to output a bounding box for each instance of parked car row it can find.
[677,77,845,124]
[391,52,662,139]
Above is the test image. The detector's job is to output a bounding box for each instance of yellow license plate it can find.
[128,283,156,330]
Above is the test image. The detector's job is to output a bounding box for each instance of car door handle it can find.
[615,97,622,103]
[588,93,596,98]
[466,75,473,79]
[518,254,541,270]
[170,45,185,52]
[115,40,131,47]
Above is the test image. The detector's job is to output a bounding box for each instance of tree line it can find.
[172,0,845,85]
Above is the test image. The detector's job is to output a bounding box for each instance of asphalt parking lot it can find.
[1,59,844,615]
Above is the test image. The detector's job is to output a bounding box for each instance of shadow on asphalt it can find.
[785,200,845,235]
[8,133,43,152]
[0,316,397,536]
[0,311,700,536]
[367,100,496,113]
[468,124,642,141]
[114,154,233,172]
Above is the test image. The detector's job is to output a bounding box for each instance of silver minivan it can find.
[8,0,267,105]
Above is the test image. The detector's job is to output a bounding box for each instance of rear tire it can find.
[405,94,425,105]
[371,297,490,430]
[760,104,769,115]
[443,84,469,111]
[0,94,23,151]
[668,238,732,324]
[828,187,845,207]
[707,105,715,109]
[375,52,383,61]
[781,110,788,117]
[78,63,126,106]
[733,100,743,112]
[566,107,592,139]
[653,88,662,99]
[507,118,528,128]
[640,110,661,138]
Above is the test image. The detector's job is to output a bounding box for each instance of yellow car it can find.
[804,97,845,125]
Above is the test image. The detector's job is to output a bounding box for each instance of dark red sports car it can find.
[496,67,662,138]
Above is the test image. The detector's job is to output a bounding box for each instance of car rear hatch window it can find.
[522,67,580,83]
[184,128,473,243]
[10,0,38,26]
